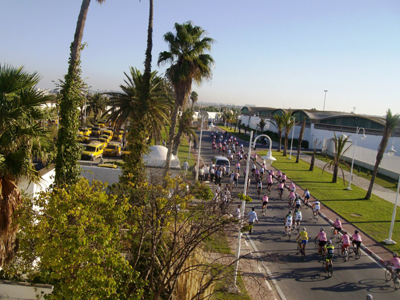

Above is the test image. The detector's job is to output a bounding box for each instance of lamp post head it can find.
[261,151,276,167]
[388,146,396,157]
[360,134,367,140]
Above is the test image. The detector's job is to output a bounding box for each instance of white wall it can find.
[18,168,55,197]
[0,280,53,299]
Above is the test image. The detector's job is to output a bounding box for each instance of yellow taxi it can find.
[79,128,91,136]
[91,126,102,136]
[99,134,112,143]
[77,134,90,143]
[121,146,131,157]
[113,130,123,141]
[102,129,113,140]
[96,121,107,128]
[103,143,121,157]
[81,143,105,161]
[98,163,117,169]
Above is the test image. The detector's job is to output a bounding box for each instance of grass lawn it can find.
[203,230,233,255]
[311,152,398,192]
[215,126,253,142]
[211,265,252,300]
[257,149,400,254]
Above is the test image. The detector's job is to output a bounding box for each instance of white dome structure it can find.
[143,145,181,169]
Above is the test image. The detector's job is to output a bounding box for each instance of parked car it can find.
[213,156,230,174]
[103,143,121,157]
[81,143,105,161]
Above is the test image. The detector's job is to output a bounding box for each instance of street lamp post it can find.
[288,116,295,160]
[323,90,328,111]
[384,145,398,245]
[231,132,276,291]
[195,111,209,181]
[346,127,366,190]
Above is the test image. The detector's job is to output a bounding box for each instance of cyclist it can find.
[324,240,335,272]
[387,253,400,275]
[288,191,296,207]
[257,180,262,197]
[302,188,311,205]
[295,194,302,209]
[351,230,362,255]
[266,173,273,192]
[276,170,282,181]
[315,228,328,255]
[313,200,321,219]
[289,181,296,193]
[296,227,309,256]
[340,231,351,256]
[333,217,342,234]
[247,207,259,235]
[278,181,285,199]
[294,208,302,230]
[281,173,287,183]
[261,194,269,214]
[284,211,293,236]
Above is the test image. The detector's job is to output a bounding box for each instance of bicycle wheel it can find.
[314,239,319,250]
[331,228,335,239]
[355,247,361,259]
[348,246,354,255]
[297,242,301,254]
[327,264,333,278]
[288,231,291,240]
[343,249,349,262]
[394,273,400,290]
[385,267,392,281]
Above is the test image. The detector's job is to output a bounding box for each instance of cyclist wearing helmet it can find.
[333,217,342,233]
[284,211,293,236]
[315,228,328,255]
[294,208,302,229]
[296,227,309,256]
[388,253,400,274]
[351,230,362,253]
[341,231,351,256]
[324,240,335,272]
[366,295,373,300]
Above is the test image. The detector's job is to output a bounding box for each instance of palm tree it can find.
[173,108,197,154]
[190,91,198,110]
[322,133,351,183]
[295,117,306,163]
[0,64,51,267]
[309,139,322,171]
[55,0,106,186]
[258,119,266,134]
[271,115,285,152]
[282,111,295,156]
[158,21,214,176]
[86,92,107,124]
[106,68,172,143]
[365,109,400,199]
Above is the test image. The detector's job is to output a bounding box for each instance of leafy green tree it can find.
[365,109,400,199]
[0,64,51,267]
[158,21,215,176]
[55,0,106,187]
[5,178,144,299]
[322,133,351,183]
[190,91,198,110]
[85,92,107,124]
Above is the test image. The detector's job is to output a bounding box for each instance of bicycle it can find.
[322,255,333,278]
[296,239,306,261]
[337,241,349,262]
[384,264,400,290]
[348,244,362,260]
[261,206,267,216]
[287,228,292,240]
[313,211,319,222]
[278,189,283,200]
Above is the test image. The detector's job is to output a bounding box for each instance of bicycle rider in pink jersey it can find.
[288,191,296,206]
[351,230,362,250]
[278,181,284,198]
[281,173,287,183]
[289,181,296,192]
[333,217,342,233]
[340,231,351,256]
[315,228,328,255]
[388,253,400,274]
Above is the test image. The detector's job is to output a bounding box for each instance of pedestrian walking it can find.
[182,160,189,176]
[248,208,258,234]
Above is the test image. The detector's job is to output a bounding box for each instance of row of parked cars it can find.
[77,122,129,161]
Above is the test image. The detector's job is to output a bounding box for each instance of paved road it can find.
[198,128,399,300]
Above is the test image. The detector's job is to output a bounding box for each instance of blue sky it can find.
[1,0,399,116]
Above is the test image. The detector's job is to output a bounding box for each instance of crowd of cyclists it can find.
[203,130,400,282]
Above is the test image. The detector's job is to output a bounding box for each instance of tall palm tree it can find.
[365,109,400,199]
[0,64,51,267]
[322,133,351,183]
[173,108,197,154]
[86,92,107,124]
[282,111,295,156]
[158,21,214,176]
[190,91,198,110]
[295,117,306,163]
[258,119,266,134]
[106,68,172,142]
[271,115,285,152]
[55,0,106,186]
